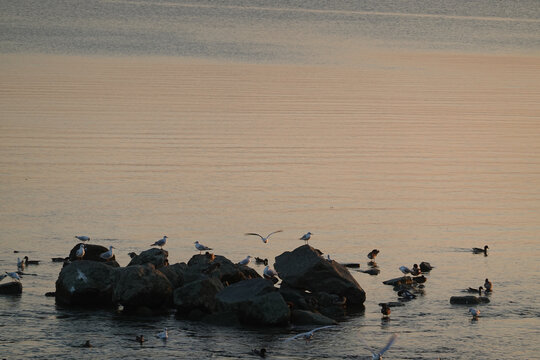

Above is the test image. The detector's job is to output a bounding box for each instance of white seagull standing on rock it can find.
[263,265,278,279]
[245,230,283,244]
[156,328,168,340]
[238,255,252,266]
[299,232,312,244]
[151,236,168,249]
[75,236,90,242]
[370,333,398,360]
[76,244,85,260]
[284,325,335,342]
[100,246,115,261]
[194,241,212,254]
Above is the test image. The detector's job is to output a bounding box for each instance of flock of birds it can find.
[1,232,495,359]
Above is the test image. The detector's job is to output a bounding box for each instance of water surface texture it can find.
[1,1,540,359]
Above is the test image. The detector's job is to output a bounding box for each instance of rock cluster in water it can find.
[55,244,365,326]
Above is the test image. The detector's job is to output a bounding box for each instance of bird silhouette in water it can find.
[472,245,489,255]
[367,249,380,260]
[380,303,391,318]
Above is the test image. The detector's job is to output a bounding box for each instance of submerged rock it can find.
[55,260,116,306]
[112,264,173,309]
[0,281,23,295]
[450,296,490,305]
[275,245,366,306]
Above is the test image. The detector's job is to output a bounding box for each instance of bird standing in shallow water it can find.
[411,264,422,276]
[151,236,168,249]
[156,328,168,340]
[484,278,493,292]
[251,348,267,358]
[245,230,282,244]
[136,335,145,344]
[472,245,489,255]
[299,232,312,244]
[367,249,380,260]
[380,303,391,317]
[469,307,480,319]
[194,241,212,254]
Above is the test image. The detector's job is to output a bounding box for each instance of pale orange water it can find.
[1,51,539,358]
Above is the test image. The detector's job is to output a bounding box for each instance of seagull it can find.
[75,236,90,242]
[399,266,411,274]
[284,325,335,342]
[6,272,21,281]
[367,249,380,260]
[299,232,312,244]
[370,333,398,360]
[151,236,168,249]
[466,286,483,295]
[76,244,85,260]
[100,246,115,261]
[194,241,212,254]
[156,328,168,340]
[484,278,493,292]
[23,256,40,265]
[469,307,480,319]
[17,257,25,270]
[238,255,252,266]
[472,245,489,255]
[263,265,278,279]
[245,230,283,244]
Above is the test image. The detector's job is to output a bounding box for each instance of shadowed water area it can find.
[1,0,540,359]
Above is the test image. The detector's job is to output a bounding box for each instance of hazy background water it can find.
[1,0,540,359]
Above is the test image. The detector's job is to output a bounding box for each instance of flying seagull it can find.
[245,230,283,244]
[284,325,335,342]
[370,333,398,360]
[75,236,90,242]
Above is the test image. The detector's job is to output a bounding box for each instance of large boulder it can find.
[112,264,173,309]
[275,245,366,306]
[0,281,23,295]
[174,277,224,315]
[158,263,188,288]
[55,260,116,306]
[186,254,261,285]
[216,278,290,326]
[128,248,169,269]
[68,243,120,267]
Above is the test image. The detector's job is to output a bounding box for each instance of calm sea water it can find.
[1,1,540,359]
